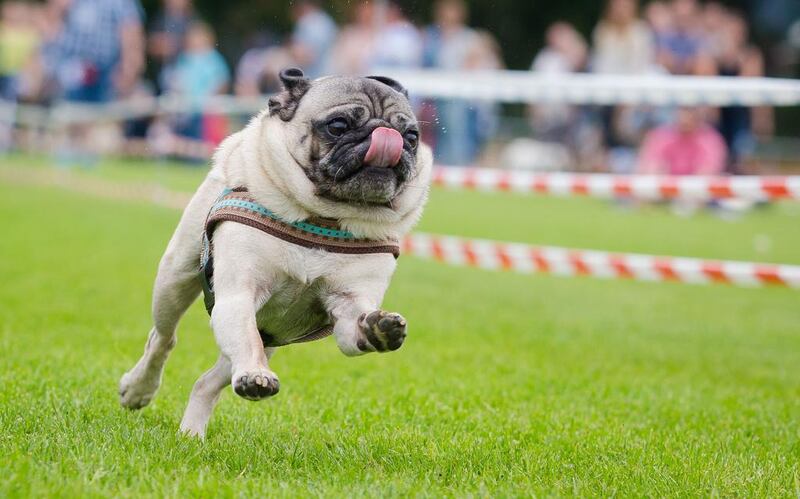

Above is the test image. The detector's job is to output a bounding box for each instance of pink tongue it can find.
[364,127,404,167]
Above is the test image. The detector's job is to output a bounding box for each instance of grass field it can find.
[1,157,799,497]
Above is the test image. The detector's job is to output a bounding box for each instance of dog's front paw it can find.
[232,370,280,401]
[358,311,407,353]
[119,369,161,410]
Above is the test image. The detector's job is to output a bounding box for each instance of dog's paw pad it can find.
[119,371,160,410]
[360,311,408,352]
[232,371,280,400]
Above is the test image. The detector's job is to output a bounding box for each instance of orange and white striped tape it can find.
[402,233,800,289]
[431,167,800,202]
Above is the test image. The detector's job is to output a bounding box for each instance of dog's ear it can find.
[366,75,409,98]
[268,68,311,121]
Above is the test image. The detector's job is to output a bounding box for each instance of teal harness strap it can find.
[210,198,358,239]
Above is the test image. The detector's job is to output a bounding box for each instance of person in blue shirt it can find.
[56,0,144,103]
[50,0,144,166]
[288,0,337,79]
[148,0,197,94]
[163,21,229,141]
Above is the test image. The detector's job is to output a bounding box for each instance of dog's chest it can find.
[254,277,331,345]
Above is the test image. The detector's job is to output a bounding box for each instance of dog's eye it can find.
[326,118,349,137]
[404,130,419,148]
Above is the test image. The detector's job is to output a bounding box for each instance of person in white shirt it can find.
[592,0,655,75]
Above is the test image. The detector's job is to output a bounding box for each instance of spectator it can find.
[592,0,658,173]
[602,103,673,173]
[332,1,422,74]
[0,2,41,151]
[532,22,587,75]
[714,11,773,173]
[592,0,654,74]
[645,1,674,54]
[700,2,730,58]
[0,2,40,101]
[463,30,504,159]
[465,31,504,72]
[655,0,709,74]
[638,107,726,176]
[529,22,591,159]
[148,0,196,92]
[371,1,422,70]
[24,0,70,104]
[55,0,145,102]
[329,2,377,75]
[423,0,492,165]
[47,0,144,165]
[234,31,280,97]
[232,2,335,99]
[3,0,67,123]
[163,22,230,143]
[288,0,337,78]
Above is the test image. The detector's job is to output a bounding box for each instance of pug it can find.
[118,69,432,438]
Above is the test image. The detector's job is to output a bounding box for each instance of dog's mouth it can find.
[310,127,415,205]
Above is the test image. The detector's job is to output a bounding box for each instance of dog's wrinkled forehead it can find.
[268,68,415,125]
[302,77,414,121]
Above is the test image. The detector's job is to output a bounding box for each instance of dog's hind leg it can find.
[119,175,224,410]
[179,347,275,438]
[179,354,231,438]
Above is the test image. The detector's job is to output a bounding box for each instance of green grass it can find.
[2,153,206,193]
[1,159,799,497]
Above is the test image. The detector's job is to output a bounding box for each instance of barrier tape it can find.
[431,167,800,201]
[380,69,800,106]
[403,233,800,289]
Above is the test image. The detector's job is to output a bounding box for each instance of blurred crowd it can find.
[526,0,775,175]
[0,0,792,174]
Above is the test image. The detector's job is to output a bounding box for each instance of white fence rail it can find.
[380,69,800,106]
[2,71,799,128]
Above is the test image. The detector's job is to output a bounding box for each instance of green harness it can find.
[200,188,400,347]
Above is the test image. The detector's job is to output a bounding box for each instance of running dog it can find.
[118,69,432,438]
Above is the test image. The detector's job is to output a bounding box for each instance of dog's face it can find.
[268,69,420,206]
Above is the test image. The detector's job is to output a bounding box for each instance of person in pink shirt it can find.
[638,107,727,175]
